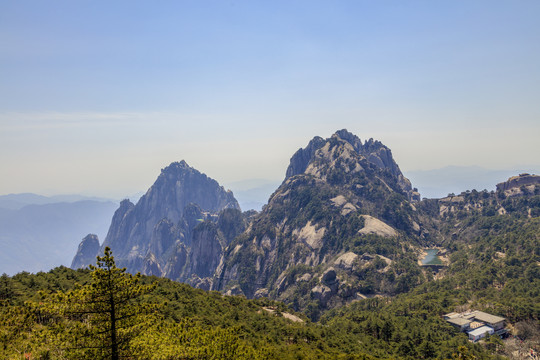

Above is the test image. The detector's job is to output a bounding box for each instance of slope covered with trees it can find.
[1,252,381,359]
[1,247,518,360]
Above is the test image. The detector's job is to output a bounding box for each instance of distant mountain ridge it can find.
[0,200,117,275]
[0,193,115,210]
[225,179,281,211]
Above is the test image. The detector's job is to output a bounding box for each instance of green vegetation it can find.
[1,252,378,359]
[1,244,522,359]
[35,247,156,359]
[316,200,539,359]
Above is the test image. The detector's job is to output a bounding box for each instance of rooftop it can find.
[471,311,505,324]
[468,325,494,337]
[443,312,459,319]
[447,317,472,326]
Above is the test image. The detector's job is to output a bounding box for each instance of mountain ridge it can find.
[0,200,117,275]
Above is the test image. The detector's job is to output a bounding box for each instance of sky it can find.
[1,1,539,199]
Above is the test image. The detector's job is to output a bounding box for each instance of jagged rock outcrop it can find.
[183,222,225,284]
[162,242,188,280]
[71,234,100,269]
[285,130,416,200]
[286,136,326,178]
[216,130,425,314]
[72,161,241,279]
[496,174,540,193]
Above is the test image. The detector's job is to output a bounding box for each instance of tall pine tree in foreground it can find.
[39,247,156,360]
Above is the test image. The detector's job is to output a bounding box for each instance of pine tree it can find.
[0,273,15,303]
[39,247,156,359]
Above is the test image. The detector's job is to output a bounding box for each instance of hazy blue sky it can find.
[1,1,539,198]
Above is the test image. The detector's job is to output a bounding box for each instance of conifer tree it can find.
[39,247,156,359]
[0,273,15,303]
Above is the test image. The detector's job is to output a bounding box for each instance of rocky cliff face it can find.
[216,130,426,316]
[496,174,540,193]
[71,161,242,282]
[70,234,100,269]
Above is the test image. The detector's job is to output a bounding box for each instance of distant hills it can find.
[0,193,115,210]
[0,197,117,275]
[224,179,281,211]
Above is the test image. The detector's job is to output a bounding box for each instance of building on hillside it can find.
[443,310,507,341]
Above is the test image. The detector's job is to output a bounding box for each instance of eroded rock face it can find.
[285,129,415,200]
[162,243,188,280]
[72,161,242,282]
[496,174,540,192]
[184,222,224,280]
[142,253,162,277]
[358,215,397,238]
[71,234,100,269]
[334,252,358,271]
[286,136,327,179]
[217,130,424,312]
[148,219,177,259]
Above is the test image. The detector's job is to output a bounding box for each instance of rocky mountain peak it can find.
[285,129,415,199]
[159,160,192,177]
[117,198,135,211]
[70,234,100,269]
[334,129,363,153]
[136,160,239,225]
[217,130,426,304]
[285,136,326,179]
[73,161,241,275]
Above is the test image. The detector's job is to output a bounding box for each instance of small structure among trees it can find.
[443,310,507,342]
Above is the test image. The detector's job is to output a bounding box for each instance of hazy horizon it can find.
[2,1,539,199]
[2,164,539,208]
